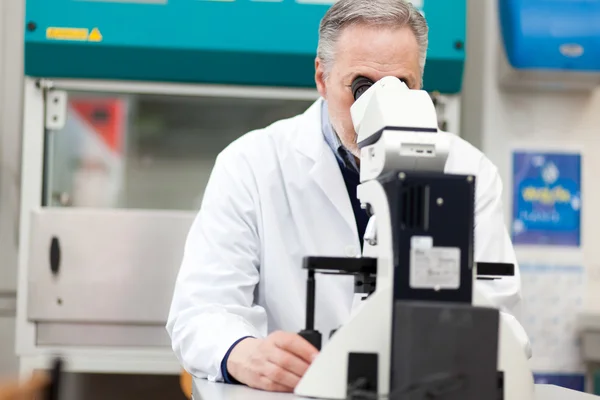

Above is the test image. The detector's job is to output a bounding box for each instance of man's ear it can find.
[315,57,327,98]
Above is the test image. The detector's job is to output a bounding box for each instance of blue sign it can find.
[534,373,585,392]
[512,151,581,246]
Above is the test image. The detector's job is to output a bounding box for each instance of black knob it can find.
[299,329,322,351]
[351,76,374,100]
[50,237,61,275]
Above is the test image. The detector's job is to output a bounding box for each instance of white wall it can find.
[464,0,600,308]
[462,0,600,382]
[0,0,24,376]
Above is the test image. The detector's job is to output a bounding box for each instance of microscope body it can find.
[294,77,535,400]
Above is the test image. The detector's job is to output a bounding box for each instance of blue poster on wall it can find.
[534,373,585,392]
[512,151,581,246]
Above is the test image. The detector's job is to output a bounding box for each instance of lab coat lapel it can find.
[294,99,358,240]
[310,147,358,237]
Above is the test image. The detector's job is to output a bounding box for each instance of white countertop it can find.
[192,378,600,400]
[193,378,295,399]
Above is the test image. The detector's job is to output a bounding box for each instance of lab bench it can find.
[191,376,600,400]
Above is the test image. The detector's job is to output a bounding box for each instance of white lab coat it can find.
[166,98,530,381]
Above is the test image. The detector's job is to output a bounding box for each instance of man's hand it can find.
[0,373,49,400]
[226,331,319,392]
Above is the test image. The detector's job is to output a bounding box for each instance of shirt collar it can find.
[321,100,360,173]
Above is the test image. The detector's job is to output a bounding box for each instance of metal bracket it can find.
[430,91,448,131]
[44,85,68,131]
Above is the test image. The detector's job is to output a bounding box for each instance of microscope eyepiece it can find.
[351,76,374,100]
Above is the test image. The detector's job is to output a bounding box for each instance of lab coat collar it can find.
[293,98,359,244]
[293,98,326,161]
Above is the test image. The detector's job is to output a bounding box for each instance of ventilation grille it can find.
[400,184,429,230]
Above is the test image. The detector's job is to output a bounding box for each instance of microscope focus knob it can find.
[299,329,322,351]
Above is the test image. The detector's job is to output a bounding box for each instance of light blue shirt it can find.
[321,101,359,173]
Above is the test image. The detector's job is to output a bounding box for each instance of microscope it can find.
[293,76,577,400]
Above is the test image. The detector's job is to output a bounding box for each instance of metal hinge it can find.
[38,79,68,130]
[0,291,17,317]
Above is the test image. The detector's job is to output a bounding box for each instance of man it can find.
[167,0,529,393]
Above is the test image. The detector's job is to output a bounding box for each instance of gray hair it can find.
[317,0,429,79]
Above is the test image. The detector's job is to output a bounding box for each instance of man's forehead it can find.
[334,24,420,66]
[333,25,421,87]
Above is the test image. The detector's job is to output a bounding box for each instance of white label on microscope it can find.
[410,235,433,250]
[409,247,461,290]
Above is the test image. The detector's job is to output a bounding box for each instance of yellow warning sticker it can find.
[46,27,103,42]
[46,27,89,41]
[88,28,103,42]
